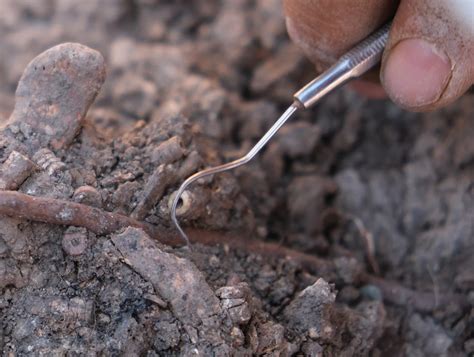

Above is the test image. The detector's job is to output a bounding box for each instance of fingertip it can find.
[382,38,452,111]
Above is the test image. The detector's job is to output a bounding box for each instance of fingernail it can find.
[383,38,451,109]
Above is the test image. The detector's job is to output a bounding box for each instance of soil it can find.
[0,1,473,356]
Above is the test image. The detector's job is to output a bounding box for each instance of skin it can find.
[284,0,474,112]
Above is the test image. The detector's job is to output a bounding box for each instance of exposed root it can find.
[0,190,467,313]
[0,190,178,246]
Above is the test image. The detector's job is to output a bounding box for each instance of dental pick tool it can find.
[172,22,391,245]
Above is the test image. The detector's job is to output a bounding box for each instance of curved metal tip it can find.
[171,186,190,246]
[171,104,298,246]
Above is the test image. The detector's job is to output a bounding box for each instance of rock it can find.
[149,136,185,166]
[111,227,230,353]
[342,301,386,356]
[144,294,167,308]
[153,318,181,351]
[283,278,336,337]
[0,150,36,190]
[131,164,177,220]
[230,327,245,347]
[62,227,88,256]
[216,282,255,326]
[111,181,139,214]
[6,43,106,151]
[72,186,103,208]
[360,285,383,301]
[255,322,288,355]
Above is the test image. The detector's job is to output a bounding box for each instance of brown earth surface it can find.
[0,1,473,356]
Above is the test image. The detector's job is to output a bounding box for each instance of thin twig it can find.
[347,214,380,274]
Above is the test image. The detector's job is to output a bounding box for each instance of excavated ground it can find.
[0,1,473,356]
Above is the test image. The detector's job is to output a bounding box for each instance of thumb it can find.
[381,0,474,111]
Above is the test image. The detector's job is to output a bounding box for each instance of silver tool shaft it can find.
[294,22,391,108]
[172,22,391,245]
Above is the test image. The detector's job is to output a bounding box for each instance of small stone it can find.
[222,298,246,309]
[111,228,226,348]
[0,151,36,190]
[97,313,111,325]
[144,294,167,308]
[62,227,88,256]
[131,164,177,220]
[360,285,383,301]
[73,185,102,208]
[150,136,184,166]
[230,327,245,347]
[256,322,287,355]
[283,278,337,337]
[216,283,248,299]
[228,302,251,325]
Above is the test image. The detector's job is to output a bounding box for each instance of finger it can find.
[283,0,398,72]
[349,80,387,99]
[381,0,474,111]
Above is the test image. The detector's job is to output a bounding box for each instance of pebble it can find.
[73,186,103,208]
[62,227,88,256]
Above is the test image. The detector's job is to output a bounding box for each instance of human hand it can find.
[284,0,473,111]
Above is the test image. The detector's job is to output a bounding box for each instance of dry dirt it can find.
[0,1,473,356]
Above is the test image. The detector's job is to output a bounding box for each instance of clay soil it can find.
[0,1,473,356]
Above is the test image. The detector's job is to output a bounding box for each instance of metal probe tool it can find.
[172,22,391,245]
